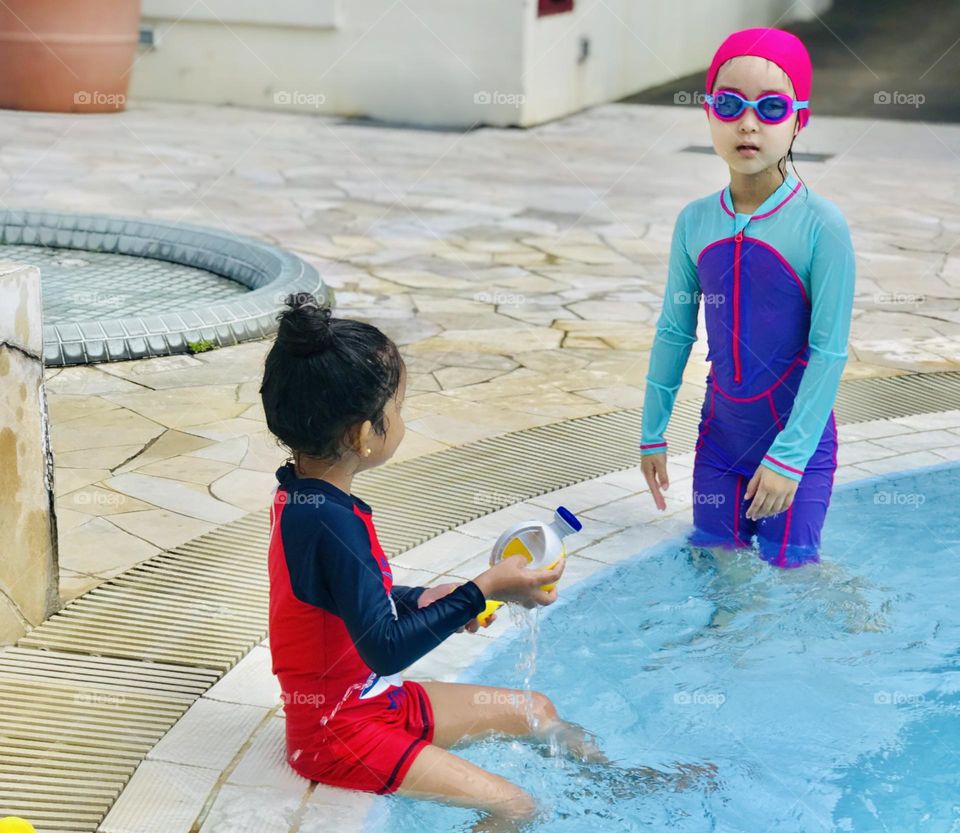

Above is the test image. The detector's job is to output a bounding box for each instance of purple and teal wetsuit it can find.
[641,174,856,567]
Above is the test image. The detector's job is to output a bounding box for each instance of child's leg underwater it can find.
[398,681,717,828]
[420,681,607,762]
[395,681,605,831]
[397,743,538,833]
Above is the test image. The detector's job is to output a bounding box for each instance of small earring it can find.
[364,448,371,457]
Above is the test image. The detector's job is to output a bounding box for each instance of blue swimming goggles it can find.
[705,90,809,124]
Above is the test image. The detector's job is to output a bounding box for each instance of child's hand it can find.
[417,583,459,608]
[418,582,496,633]
[461,613,495,633]
[641,452,669,510]
[474,555,566,609]
[744,466,799,520]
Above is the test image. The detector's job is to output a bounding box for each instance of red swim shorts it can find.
[285,680,435,795]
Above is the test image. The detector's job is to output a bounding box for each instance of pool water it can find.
[370,463,960,833]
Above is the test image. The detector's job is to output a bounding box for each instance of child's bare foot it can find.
[574,759,720,799]
[539,719,609,764]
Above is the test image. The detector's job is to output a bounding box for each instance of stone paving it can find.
[95,410,960,833]
[0,102,955,601]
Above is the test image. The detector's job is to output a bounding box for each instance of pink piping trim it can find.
[754,180,803,220]
[734,475,744,547]
[696,384,717,451]
[776,504,795,567]
[697,235,736,266]
[695,236,808,307]
[641,442,667,450]
[741,237,810,305]
[719,180,802,221]
[764,454,804,476]
[828,410,839,490]
[711,352,808,402]
[720,189,735,218]
[733,231,743,384]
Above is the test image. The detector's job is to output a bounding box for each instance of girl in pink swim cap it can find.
[641,28,856,567]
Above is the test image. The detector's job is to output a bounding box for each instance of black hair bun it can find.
[277,292,334,356]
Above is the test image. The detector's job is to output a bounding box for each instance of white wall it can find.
[132,0,526,127]
[520,0,834,125]
[131,0,833,128]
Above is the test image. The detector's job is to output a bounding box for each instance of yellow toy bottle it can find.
[479,506,582,624]
[0,819,37,833]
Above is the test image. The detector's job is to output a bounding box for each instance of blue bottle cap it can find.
[555,506,582,532]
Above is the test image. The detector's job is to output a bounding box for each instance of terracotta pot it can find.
[0,0,141,113]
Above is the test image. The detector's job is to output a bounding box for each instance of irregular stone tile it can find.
[407,405,554,446]
[107,509,218,550]
[136,455,236,485]
[43,365,145,395]
[57,485,153,517]
[433,365,514,389]
[385,429,450,463]
[105,473,246,523]
[57,516,160,576]
[53,467,112,496]
[485,389,611,419]
[53,506,97,532]
[59,568,102,602]
[182,417,269,442]
[54,444,143,470]
[239,432,287,473]
[407,326,562,355]
[186,436,250,465]
[565,300,654,322]
[51,407,165,454]
[97,353,206,382]
[577,384,647,409]
[553,319,656,351]
[47,394,120,424]
[210,468,278,513]
[117,429,216,472]
[103,386,249,430]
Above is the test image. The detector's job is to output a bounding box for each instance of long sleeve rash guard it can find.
[640,174,856,481]
[267,462,486,714]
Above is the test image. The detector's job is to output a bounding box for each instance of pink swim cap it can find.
[704,27,813,129]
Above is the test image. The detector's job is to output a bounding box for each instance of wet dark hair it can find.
[260,293,405,459]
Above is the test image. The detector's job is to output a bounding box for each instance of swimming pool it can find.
[368,462,960,832]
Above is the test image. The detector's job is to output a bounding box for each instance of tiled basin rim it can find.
[4,369,960,831]
[0,209,329,366]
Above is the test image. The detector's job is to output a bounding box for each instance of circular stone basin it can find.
[0,210,327,366]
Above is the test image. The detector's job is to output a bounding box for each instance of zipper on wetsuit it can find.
[733,230,743,384]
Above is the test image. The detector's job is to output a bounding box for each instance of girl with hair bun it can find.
[261,293,604,827]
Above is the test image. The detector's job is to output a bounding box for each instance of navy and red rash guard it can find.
[267,462,486,740]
